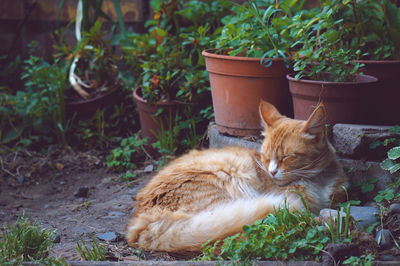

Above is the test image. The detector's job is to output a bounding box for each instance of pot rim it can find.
[286,73,378,85]
[66,81,120,105]
[355,59,400,64]
[133,87,176,107]
[202,48,284,63]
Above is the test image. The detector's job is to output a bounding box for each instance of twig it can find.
[0,158,16,177]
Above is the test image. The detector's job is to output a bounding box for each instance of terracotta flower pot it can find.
[202,49,292,137]
[356,60,400,125]
[287,74,378,125]
[133,87,177,144]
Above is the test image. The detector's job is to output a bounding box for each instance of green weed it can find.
[76,236,106,261]
[198,203,330,262]
[0,213,66,265]
[106,135,148,173]
[343,254,374,266]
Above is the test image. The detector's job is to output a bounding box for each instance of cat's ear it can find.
[302,103,326,137]
[259,100,283,128]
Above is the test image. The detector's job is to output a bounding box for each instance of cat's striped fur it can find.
[126,100,348,252]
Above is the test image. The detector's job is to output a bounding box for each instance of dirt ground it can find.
[0,147,176,262]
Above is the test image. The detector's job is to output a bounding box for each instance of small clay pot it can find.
[133,87,177,144]
[287,74,378,125]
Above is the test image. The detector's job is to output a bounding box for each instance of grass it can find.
[0,213,66,265]
[76,236,107,261]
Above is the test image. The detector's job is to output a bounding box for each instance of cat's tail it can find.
[126,194,301,252]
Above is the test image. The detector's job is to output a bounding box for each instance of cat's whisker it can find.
[254,157,268,173]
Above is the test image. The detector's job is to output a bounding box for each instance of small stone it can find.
[73,227,88,235]
[101,211,124,219]
[350,206,379,229]
[379,255,398,261]
[108,211,124,217]
[17,175,24,184]
[74,186,89,198]
[60,180,66,185]
[97,232,117,242]
[320,208,346,219]
[144,164,154,173]
[364,201,377,207]
[53,234,61,243]
[375,229,393,249]
[128,187,140,195]
[390,203,400,213]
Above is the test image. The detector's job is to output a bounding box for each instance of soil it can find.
[0,146,175,262]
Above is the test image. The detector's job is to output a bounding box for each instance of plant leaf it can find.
[388,146,400,160]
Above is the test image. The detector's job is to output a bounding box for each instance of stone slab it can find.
[332,123,399,160]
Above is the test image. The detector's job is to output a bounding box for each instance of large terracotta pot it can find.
[287,74,378,125]
[202,49,292,137]
[133,87,177,144]
[356,60,400,125]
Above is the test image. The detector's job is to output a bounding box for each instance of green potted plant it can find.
[131,35,183,145]
[202,0,303,137]
[126,0,230,147]
[61,21,121,118]
[330,0,400,125]
[56,0,124,118]
[286,3,378,125]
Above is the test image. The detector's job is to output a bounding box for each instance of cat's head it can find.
[259,100,332,185]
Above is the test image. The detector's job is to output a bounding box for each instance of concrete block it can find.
[332,124,398,160]
[208,123,262,151]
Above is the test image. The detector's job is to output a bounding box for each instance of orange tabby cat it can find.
[126,100,348,252]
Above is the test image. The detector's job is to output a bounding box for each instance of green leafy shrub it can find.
[215,0,296,63]
[106,135,148,172]
[289,3,363,82]
[343,254,374,266]
[0,42,69,148]
[0,213,65,265]
[199,204,330,262]
[331,0,400,60]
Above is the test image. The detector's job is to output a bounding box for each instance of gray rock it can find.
[332,124,396,160]
[379,255,399,261]
[17,175,24,184]
[208,122,262,151]
[101,211,124,219]
[339,159,394,197]
[108,211,124,217]
[364,201,377,207]
[350,206,379,229]
[128,187,140,195]
[52,234,61,243]
[375,229,393,249]
[144,164,154,173]
[97,232,122,242]
[73,227,88,235]
[74,186,89,198]
[319,208,346,221]
[390,203,400,213]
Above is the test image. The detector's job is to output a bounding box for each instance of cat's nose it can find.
[270,170,277,177]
